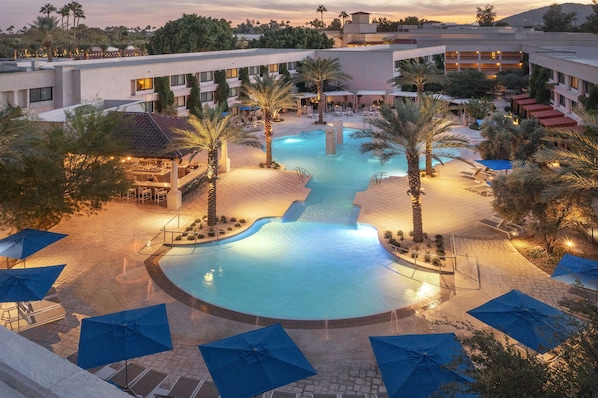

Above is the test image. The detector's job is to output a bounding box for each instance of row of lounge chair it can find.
[0,288,66,332]
[460,167,495,197]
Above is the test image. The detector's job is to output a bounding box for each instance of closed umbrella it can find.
[77,304,173,388]
[199,323,316,398]
[369,333,475,398]
[467,290,576,353]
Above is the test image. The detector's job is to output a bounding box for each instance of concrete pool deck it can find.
[15,113,573,396]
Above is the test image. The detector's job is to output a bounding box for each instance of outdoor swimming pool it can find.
[159,128,441,321]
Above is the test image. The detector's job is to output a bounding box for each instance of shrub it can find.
[259,163,265,168]
[197,234,205,239]
[182,232,188,236]
[384,230,393,239]
[240,219,246,224]
[230,217,237,222]
[208,231,215,237]
[187,234,196,240]
[191,222,196,227]
[185,226,193,231]
[202,215,208,220]
[432,257,442,266]
[194,218,201,223]
[409,231,414,237]
[411,252,418,259]
[424,254,432,263]
[423,232,429,240]
[219,230,225,235]
[235,223,241,228]
[175,235,182,241]
[220,215,227,223]
[397,230,404,237]
[435,234,443,241]
[227,227,232,231]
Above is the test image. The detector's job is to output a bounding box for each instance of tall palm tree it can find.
[40,3,57,17]
[0,106,46,171]
[391,59,444,96]
[58,5,70,29]
[351,100,468,242]
[294,57,352,124]
[28,16,63,62]
[421,95,457,175]
[241,74,296,167]
[339,11,349,27]
[317,5,328,29]
[170,106,260,228]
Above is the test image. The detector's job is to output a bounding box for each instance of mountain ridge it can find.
[499,2,593,27]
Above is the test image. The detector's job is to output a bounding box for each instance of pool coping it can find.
[144,243,451,329]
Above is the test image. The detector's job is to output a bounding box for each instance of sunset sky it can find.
[2,0,594,31]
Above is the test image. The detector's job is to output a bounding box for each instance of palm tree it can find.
[317,5,328,29]
[351,99,468,242]
[0,106,46,171]
[391,59,444,95]
[40,3,57,17]
[241,74,296,167]
[28,16,63,62]
[58,5,70,29]
[68,2,84,28]
[294,57,352,124]
[535,110,598,200]
[170,106,260,228]
[339,11,349,27]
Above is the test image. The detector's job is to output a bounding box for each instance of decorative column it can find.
[325,127,336,155]
[334,119,343,144]
[219,141,230,173]
[167,159,182,210]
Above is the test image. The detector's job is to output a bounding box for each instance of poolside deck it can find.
[12,112,573,397]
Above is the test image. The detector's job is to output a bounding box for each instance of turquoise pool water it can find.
[159,129,440,321]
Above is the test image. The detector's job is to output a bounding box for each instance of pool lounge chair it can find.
[194,380,219,398]
[129,369,167,398]
[476,215,513,238]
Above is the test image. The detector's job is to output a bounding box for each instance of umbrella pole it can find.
[125,359,129,389]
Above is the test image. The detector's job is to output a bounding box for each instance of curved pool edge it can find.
[144,244,448,329]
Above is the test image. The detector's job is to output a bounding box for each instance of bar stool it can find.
[138,187,151,203]
[124,188,137,200]
[154,188,167,204]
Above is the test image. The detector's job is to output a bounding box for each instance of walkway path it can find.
[13,114,573,397]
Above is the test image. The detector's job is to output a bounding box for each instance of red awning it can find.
[530,109,564,119]
[539,117,578,128]
[521,104,552,118]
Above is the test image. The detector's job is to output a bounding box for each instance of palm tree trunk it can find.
[407,155,424,242]
[425,140,433,175]
[264,110,273,166]
[207,148,219,228]
[317,82,324,124]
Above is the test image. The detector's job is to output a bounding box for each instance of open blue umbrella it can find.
[369,333,475,398]
[0,264,65,332]
[467,290,576,353]
[0,264,65,302]
[77,304,173,388]
[552,253,598,291]
[0,229,67,266]
[475,159,512,172]
[199,323,316,398]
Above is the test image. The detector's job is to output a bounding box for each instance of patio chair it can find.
[129,369,168,398]
[154,188,168,204]
[271,391,298,398]
[108,363,148,390]
[138,187,151,204]
[476,215,512,238]
[163,376,202,398]
[195,380,219,398]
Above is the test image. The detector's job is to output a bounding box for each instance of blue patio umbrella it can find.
[0,264,65,332]
[369,333,476,398]
[0,228,67,266]
[552,253,598,291]
[467,290,577,353]
[77,304,173,387]
[475,159,512,172]
[0,264,65,302]
[198,323,317,398]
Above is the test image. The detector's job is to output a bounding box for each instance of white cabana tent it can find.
[323,91,355,112]
[356,90,387,110]
[294,93,318,116]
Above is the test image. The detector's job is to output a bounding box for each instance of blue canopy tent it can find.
[475,159,512,172]
[467,290,577,354]
[369,333,475,398]
[0,228,67,267]
[198,323,317,398]
[0,264,66,331]
[552,253,598,291]
[77,304,173,388]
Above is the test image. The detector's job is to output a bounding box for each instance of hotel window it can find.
[559,95,566,106]
[572,100,578,109]
[287,62,297,70]
[136,78,153,91]
[583,80,590,93]
[171,74,185,86]
[558,72,565,84]
[394,60,401,72]
[30,87,53,103]
[174,96,185,108]
[200,91,214,102]
[269,64,279,73]
[570,76,578,90]
[229,87,240,98]
[144,101,154,112]
[200,71,213,82]
[226,68,238,79]
[248,66,260,76]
